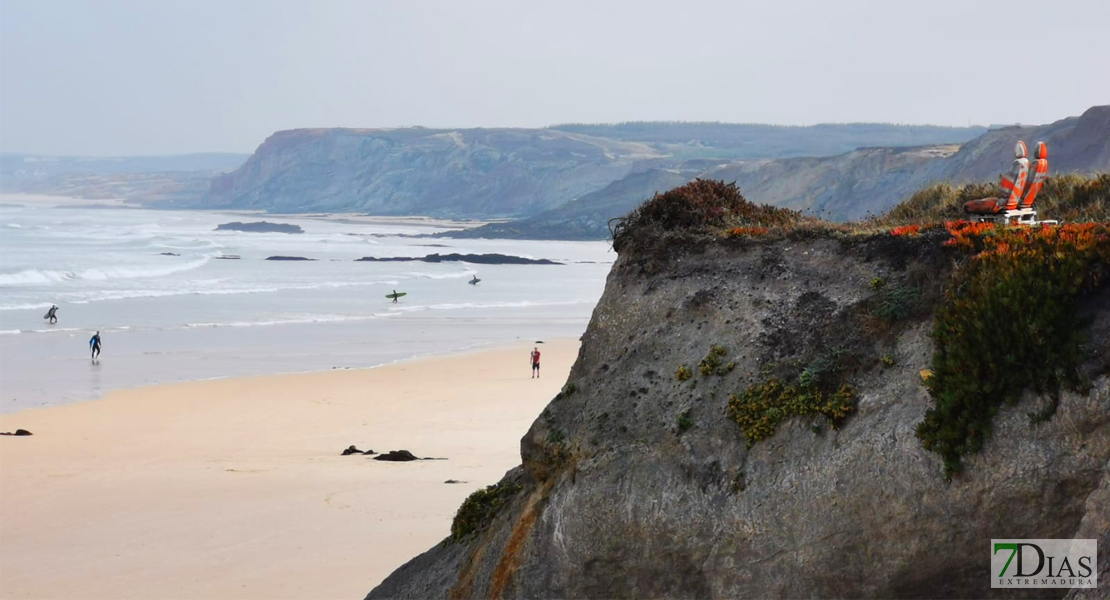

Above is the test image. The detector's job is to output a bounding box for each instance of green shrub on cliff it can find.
[873,283,923,323]
[699,345,733,376]
[916,222,1110,477]
[450,480,523,542]
[675,364,693,381]
[676,410,694,432]
[728,379,857,447]
[611,179,805,250]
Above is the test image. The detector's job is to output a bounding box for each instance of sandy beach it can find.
[0,340,577,600]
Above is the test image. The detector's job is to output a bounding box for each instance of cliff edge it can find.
[368,183,1110,598]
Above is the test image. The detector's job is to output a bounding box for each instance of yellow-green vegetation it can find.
[450,480,523,542]
[727,379,857,448]
[675,364,693,381]
[880,355,896,368]
[916,222,1110,478]
[699,345,734,376]
[872,174,1110,227]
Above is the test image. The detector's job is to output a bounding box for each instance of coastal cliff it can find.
[186,123,984,219]
[367,184,1110,598]
[199,128,662,217]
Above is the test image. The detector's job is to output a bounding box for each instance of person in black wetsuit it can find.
[45,305,58,324]
[89,331,101,360]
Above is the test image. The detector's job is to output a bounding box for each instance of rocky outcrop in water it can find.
[355,253,561,265]
[215,221,303,234]
[367,231,1110,599]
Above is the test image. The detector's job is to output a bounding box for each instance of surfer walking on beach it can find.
[44,305,58,324]
[530,347,541,378]
[89,331,101,360]
[392,289,399,303]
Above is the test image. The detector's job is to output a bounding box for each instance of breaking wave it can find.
[0,277,403,309]
[384,299,590,313]
[402,269,478,280]
[0,255,212,286]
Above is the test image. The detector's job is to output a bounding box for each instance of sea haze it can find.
[0,201,612,412]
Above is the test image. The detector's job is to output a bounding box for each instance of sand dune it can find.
[0,340,576,599]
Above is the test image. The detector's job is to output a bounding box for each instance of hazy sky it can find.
[1,0,1108,156]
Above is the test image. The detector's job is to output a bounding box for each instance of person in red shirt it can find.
[530,347,541,378]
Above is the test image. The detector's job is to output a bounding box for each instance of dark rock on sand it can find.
[444,479,467,484]
[215,221,304,234]
[355,253,562,265]
[265,256,315,261]
[373,450,420,462]
[0,429,33,436]
[342,445,374,456]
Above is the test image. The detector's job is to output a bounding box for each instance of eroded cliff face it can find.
[368,234,1110,599]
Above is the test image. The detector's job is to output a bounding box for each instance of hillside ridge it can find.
[455,106,1110,239]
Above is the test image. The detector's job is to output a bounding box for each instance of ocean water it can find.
[0,201,613,412]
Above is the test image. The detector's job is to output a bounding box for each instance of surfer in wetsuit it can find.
[44,305,58,324]
[89,331,101,360]
[531,347,541,379]
[392,289,399,303]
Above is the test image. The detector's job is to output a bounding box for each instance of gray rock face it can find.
[368,235,1110,598]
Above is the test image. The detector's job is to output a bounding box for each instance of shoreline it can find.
[0,334,509,416]
[0,192,491,231]
[0,339,577,599]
